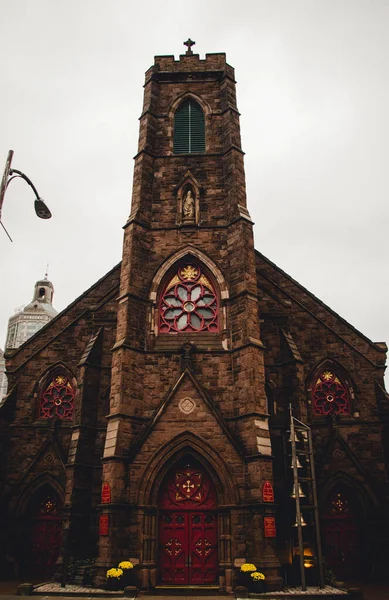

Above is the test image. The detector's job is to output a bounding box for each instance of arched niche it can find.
[175,171,202,226]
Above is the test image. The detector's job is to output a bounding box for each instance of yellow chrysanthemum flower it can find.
[240,563,257,573]
[118,561,134,570]
[251,571,265,581]
[106,568,123,579]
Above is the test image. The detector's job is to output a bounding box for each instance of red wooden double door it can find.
[159,511,218,584]
[158,462,218,585]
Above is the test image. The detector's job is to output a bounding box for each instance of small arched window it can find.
[174,99,205,154]
[39,371,75,420]
[312,369,351,416]
[159,264,218,333]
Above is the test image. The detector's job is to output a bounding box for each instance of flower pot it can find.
[121,569,134,588]
[240,572,255,587]
[250,580,265,593]
[106,577,123,591]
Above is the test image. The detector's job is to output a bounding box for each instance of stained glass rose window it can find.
[39,373,75,419]
[159,265,218,333]
[312,370,350,416]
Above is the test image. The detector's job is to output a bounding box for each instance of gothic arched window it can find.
[312,369,351,416]
[159,264,218,333]
[174,99,205,154]
[39,372,75,420]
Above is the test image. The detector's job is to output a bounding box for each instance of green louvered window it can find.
[174,99,205,154]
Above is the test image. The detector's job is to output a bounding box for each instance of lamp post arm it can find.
[9,168,41,200]
[0,151,52,241]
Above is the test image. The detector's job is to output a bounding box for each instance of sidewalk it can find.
[354,584,389,600]
[0,580,388,600]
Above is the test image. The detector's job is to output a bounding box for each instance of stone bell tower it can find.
[98,42,280,590]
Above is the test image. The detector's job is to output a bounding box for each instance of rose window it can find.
[39,373,75,420]
[312,370,350,416]
[159,265,218,333]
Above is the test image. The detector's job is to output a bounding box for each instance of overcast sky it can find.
[1,1,388,384]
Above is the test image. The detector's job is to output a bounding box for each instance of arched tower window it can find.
[174,99,205,154]
[39,371,75,420]
[312,369,351,416]
[159,264,218,334]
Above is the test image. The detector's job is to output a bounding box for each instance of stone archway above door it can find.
[135,431,240,508]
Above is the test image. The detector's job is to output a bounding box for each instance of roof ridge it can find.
[255,249,386,353]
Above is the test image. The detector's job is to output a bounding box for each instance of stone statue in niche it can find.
[182,189,195,221]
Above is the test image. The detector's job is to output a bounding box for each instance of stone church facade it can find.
[1,47,389,590]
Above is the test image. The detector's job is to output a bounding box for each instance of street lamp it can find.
[0,150,52,241]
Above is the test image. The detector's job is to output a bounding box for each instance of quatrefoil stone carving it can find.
[179,397,196,415]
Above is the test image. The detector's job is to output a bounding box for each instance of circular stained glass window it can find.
[159,265,219,333]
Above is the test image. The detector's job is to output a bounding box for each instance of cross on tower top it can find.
[184,38,196,55]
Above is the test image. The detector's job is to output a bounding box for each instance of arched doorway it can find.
[321,486,361,579]
[26,485,62,578]
[158,459,218,585]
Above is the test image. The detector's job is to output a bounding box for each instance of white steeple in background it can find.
[5,274,58,350]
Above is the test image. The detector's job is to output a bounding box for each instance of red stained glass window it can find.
[312,370,350,416]
[159,463,217,509]
[39,373,75,420]
[329,490,350,515]
[159,265,218,333]
[38,496,59,515]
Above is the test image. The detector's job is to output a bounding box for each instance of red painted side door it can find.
[323,517,360,579]
[30,516,62,577]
